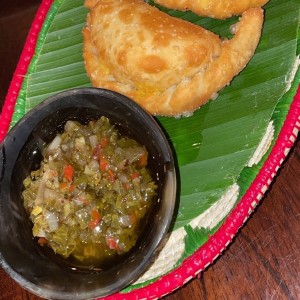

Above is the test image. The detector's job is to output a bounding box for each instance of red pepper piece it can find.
[63,165,74,182]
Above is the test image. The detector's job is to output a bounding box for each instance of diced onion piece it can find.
[61,144,68,152]
[45,211,59,232]
[46,134,62,155]
[64,120,77,132]
[88,159,99,172]
[84,162,99,175]
[119,215,133,227]
[74,137,86,150]
[48,156,56,169]
[89,135,98,148]
[35,180,46,205]
[84,165,92,175]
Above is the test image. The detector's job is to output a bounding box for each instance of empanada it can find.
[83,0,264,116]
[153,0,269,19]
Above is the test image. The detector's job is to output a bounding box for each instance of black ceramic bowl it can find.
[0,88,176,299]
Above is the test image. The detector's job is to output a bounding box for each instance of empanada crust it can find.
[153,0,269,19]
[83,0,264,116]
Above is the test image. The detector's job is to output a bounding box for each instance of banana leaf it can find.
[11,0,299,278]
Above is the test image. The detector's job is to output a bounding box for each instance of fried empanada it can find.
[153,0,269,19]
[83,0,264,116]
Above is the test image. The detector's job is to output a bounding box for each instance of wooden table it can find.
[0,2,299,299]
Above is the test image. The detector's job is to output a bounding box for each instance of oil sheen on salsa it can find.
[22,116,157,268]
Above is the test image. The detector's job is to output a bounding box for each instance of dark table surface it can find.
[0,1,299,299]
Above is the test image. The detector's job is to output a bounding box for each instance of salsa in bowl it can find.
[23,115,159,268]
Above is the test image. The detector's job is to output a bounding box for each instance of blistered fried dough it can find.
[84,0,99,9]
[153,0,269,19]
[83,0,264,116]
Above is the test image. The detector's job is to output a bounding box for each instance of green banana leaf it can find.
[12,0,299,238]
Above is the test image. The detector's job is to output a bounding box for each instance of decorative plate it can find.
[0,0,299,299]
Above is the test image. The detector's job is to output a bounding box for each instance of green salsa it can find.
[22,116,157,267]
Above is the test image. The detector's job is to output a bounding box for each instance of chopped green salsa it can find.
[22,116,157,267]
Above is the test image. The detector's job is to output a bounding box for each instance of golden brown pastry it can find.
[153,0,269,19]
[84,0,99,9]
[83,0,264,116]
